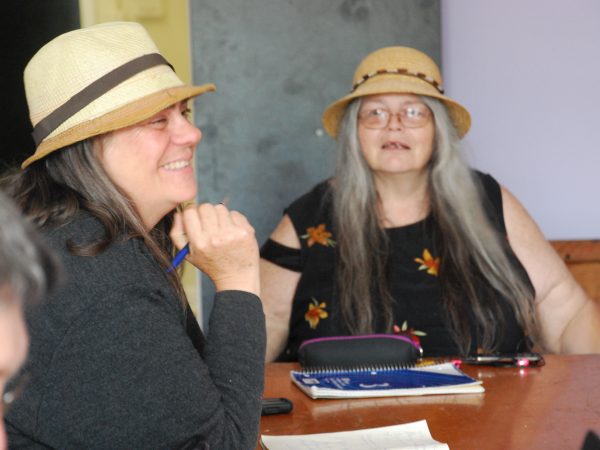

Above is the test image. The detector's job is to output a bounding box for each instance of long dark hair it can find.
[0,139,185,301]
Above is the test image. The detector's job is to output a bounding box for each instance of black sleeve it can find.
[32,288,265,450]
[472,170,507,234]
[260,238,302,272]
[260,179,332,272]
[283,180,333,240]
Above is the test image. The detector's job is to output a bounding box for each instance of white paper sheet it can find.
[260,419,449,450]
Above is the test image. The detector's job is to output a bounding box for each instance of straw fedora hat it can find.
[21,21,216,168]
[322,46,471,138]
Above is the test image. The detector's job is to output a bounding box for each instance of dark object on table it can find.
[298,334,422,370]
[261,397,293,416]
[581,431,600,450]
[462,352,545,368]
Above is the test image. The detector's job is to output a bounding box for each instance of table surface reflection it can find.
[257,355,600,450]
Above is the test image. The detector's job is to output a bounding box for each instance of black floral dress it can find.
[261,171,533,361]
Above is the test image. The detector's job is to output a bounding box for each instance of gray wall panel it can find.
[189,0,440,325]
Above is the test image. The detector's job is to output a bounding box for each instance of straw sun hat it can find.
[21,21,215,168]
[322,46,471,138]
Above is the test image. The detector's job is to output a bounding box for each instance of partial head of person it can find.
[321,46,473,181]
[0,191,61,449]
[17,21,215,231]
[322,45,471,140]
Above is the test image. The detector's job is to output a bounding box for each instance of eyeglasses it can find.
[358,103,432,130]
[1,373,30,414]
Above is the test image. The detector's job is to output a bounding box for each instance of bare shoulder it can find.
[269,214,301,249]
[500,185,567,301]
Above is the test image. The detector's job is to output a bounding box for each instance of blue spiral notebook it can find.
[291,362,484,399]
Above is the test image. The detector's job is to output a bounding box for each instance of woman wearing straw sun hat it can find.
[1,22,264,449]
[260,46,600,362]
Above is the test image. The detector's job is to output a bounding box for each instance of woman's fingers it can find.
[197,203,219,232]
[230,209,253,231]
[168,211,189,251]
[180,203,205,248]
[215,203,234,228]
[172,203,260,295]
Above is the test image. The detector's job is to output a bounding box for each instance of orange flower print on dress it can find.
[305,298,328,329]
[414,248,440,276]
[301,224,336,247]
[393,320,427,347]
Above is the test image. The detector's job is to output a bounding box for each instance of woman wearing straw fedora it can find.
[260,46,600,362]
[1,22,264,449]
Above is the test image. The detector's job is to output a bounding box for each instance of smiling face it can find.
[357,94,435,179]
[96,101,202,229]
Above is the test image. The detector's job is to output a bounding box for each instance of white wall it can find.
[441,0,600,239]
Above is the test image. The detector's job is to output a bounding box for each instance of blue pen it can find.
[167,244,189,273]
[167,199,228,273]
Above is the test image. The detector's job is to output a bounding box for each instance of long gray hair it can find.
[332,96,538,354]
[0,139,185,301]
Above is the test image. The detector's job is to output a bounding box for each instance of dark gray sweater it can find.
[5,213,266,449]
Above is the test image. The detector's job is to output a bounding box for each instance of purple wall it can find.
[441,0,600,239]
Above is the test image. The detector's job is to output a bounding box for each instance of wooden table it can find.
[258,355,600,449]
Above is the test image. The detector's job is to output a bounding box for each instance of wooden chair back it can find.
[551,240,600,302]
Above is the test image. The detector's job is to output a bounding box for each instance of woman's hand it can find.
[170,203,260,296]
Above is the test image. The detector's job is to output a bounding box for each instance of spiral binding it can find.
[299,362,416,375]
